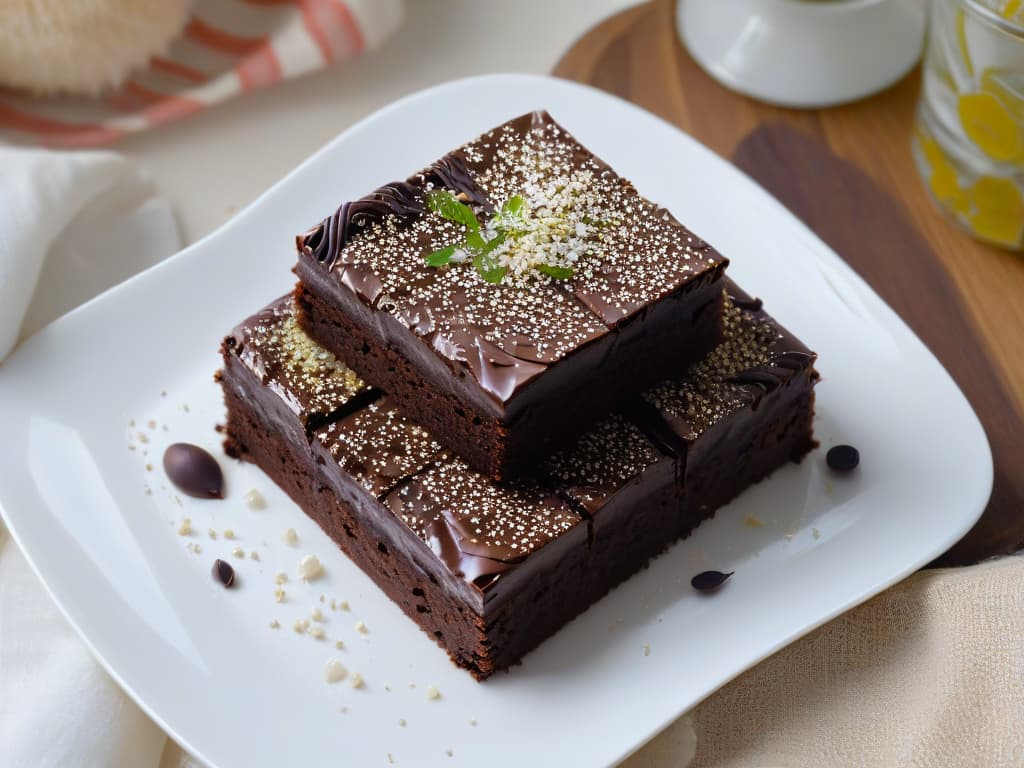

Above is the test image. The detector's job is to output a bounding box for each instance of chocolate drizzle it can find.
[424,155,492,213]
[299,181,424,270]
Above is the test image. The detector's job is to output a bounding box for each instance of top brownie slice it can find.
[294,110,728,479]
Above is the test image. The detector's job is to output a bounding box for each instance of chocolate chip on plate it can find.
[212,559,235,588]
[163,443,224,498]
[691,570,733,592]
[826,444,860,472]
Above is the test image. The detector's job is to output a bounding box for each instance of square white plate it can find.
[0,75,991,768]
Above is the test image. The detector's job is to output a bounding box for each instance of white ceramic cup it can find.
[678,0,928,108]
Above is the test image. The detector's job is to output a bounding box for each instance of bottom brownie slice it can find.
[218,283,818,679]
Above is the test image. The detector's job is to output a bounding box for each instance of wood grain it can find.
[554,0,1024,566]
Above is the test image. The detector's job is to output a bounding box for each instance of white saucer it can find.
[679,0,927,108]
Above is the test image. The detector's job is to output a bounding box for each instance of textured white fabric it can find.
[0,147,179,362]
[622,555,1024,768]
[0,521,167,767]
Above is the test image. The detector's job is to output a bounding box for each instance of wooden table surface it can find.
[554,0,1024,566]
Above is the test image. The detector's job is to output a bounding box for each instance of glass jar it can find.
[914,0,1024,249]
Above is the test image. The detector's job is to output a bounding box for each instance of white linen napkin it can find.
[0,147,180,361]
[0,146,180,766]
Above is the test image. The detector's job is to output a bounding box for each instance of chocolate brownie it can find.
[294,110,728,480]
[218,284,817,679]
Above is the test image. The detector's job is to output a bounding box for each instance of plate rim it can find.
[0,73,993,768]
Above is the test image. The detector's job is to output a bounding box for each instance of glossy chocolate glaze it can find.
[296,110,727,406]
[224,296,373,430]
[639,280,819,453]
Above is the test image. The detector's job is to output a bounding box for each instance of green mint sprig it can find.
[423,190,574,284]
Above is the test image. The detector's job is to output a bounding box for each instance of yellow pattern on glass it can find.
[980,68,1024,122]
[956,8,975,77]
[958,91,1023,161]
[918,131,971,214]
[1003,0,1024,21]
[968,176,1024,246]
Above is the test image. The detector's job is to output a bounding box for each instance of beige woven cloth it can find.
[625,555,1024,768]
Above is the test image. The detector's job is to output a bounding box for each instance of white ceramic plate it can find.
[0,75,991,768]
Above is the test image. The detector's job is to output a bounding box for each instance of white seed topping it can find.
[244,489,265,509]
[425,686,440,700]
[282,528,298,545]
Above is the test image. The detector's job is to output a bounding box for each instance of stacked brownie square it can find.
[218,111,819,679]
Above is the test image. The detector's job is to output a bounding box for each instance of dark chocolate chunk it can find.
[690,570,733,592]
[826,444,860,472]
[212,558,235,588]
[163,443,224,499]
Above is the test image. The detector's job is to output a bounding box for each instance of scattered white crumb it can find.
[398,718,406,727]
[469,718,477,727]
[339,600,349,611]
[311,608,324,622]
[231,547,245,559]
[208,528,218,540]
[309,627,325,640]
[325,659,347,683]
[147,420,157,429]
[425,686,440,700]
[274,588,286,603]
[643,643,651,657]
[298,554,323,580]
[136,432,148,444]
[177,518,192,536]
[282,528,298,545]
[244,489,265,509]
[349,672,364,689]
[223,529,235,540]
[334,640,345,650]
[269,620,280,629]
[330,598,337,611]
[293,619,309,634]
[387,754,394,765]
[192,543,202,554]
[354,620,368,635]
[275,572,287,585]
[446,748,453,757]
[249,551,260,561]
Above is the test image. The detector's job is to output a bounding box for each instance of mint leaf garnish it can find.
[536,264,574,280]
[464,231,487,253]
[503,195,525,217]
[473,253,507,284]
[427,190,479,232]
[425,244,456,267]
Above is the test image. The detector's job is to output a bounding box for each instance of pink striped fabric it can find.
[0,0,402,148]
